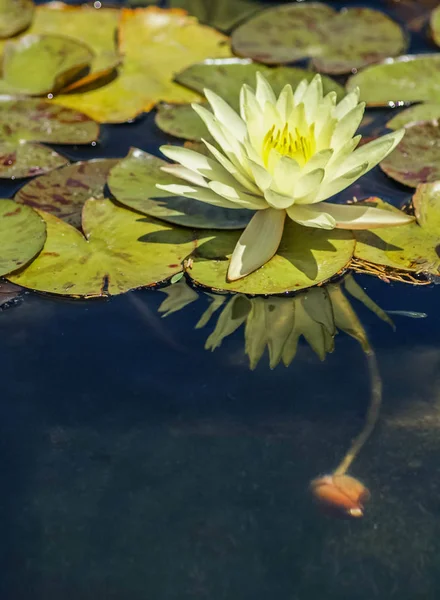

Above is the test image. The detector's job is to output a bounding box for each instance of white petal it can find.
[208,181,267,210]
[263,100,282,132]
[314,92,337,140]
[204,88,247,141]
[287,205,336,230]
[301,74,323,123]
[255,72,276,109]
[240,84,262,122]
[276,84,294,121]
[313,163,368,203]
[332,88,360,121]
[331,102,365,150]
[310,202,414,229]
[273,155,301,195]
[336,129,405,177]
[293,78,308,105]
[161,164,207,187]
[248,159,272,191]
[324,135,361,178]
[295,168,325,198]
[157,183,239,209]
[227,208,286,281]
[202,139,261,194]
[302,149,333,174]
[264,188,294,209]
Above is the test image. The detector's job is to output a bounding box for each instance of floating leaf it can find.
[354,197,440,276]
[387,103,440,130]
[380,122,440,188]
[175,59,344,112]
[8,198,197,297]
[108,148,252,230]
[169,0,267,32]
[52,7,231,123]
[231,4,406,74]
[0,99,98,179]
[187,220,355,294]
[0,34,93,95]
[155,103,213,142]
[0,0,34,38]
[430,5,440,47]
[0,199,46,277]
[346,55,440,106]
[16,158,119,228]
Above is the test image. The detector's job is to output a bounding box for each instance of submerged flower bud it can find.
[310,474,370,518]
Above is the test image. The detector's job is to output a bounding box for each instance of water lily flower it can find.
[158,73,413,281]
[310,474,370,518]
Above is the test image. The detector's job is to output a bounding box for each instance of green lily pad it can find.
[346,54,440,106]
[0,0,34,38]
[108,148,252,230]
[187,220,355,295]
[430,5,440,47]
[8,198,197,297]
[0,99,98,179]
[175,59,344,112]
[15,158,119,228]
[354,197,440,276]
[231,4,406,74]
[170,0,267,32]
[0,34,93,96]
[387,103,440,130]
[380,122,440,188]
[0,199,46,277]
[155,103,213,142]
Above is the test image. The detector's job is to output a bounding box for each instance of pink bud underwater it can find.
[310,474,370,518]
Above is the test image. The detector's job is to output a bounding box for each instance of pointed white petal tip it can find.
[227,208,286,281]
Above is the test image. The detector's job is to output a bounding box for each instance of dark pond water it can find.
[2,1,440,598]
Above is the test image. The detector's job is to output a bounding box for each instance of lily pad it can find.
[186,220,355,294]
[170,0,267,32]
[0,34,93,96]
[15,158,119,228]
[108,148,252,230]
[8,198,197,297]
[52,7,232,124]
[380,122,440,188]
[346,55,440,106]
[0,199,46,277]
[354,197,440,276]
[175,59,344,112]
[387,103,440,130]
[231,3,406,74]
[0,99,98,179]
[155,103,212,142]
[430,5,440,47]
[0,0,34,38]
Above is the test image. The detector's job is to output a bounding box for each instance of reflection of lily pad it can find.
[387,104,440,130]
[176,59,344,112]
[354,197,440,276]
[170,0,266,32]
[187,220,355,294]
[0,199,46,277]
[0,99,98,178]
[346,55,440,106]
[0,0,34,38]
[155,104,212,142]
[231,4,406,74]
[52,7,231,124]
[108,148,252,230]
[15,159,119,228]
[0,34,93,96]
[380,122,440,188]
[8,198,197,297]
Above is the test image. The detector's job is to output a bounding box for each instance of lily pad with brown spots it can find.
[169,0,267,32]
[108,148,252,230]
[0,99,98,179]
[0,199,46,277]
[155,103,212,142]
[387,103,440,130]
[0,34,93,96]
[0,0,34,38]
[346,54,440,106]
[8,198,198,297]
[15,158,119,229]
[380,122,440,188]
[231,3,406,74]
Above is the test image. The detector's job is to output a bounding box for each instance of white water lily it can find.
[157,73,412,281]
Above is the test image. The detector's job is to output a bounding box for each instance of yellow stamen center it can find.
[262,123,316,168]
